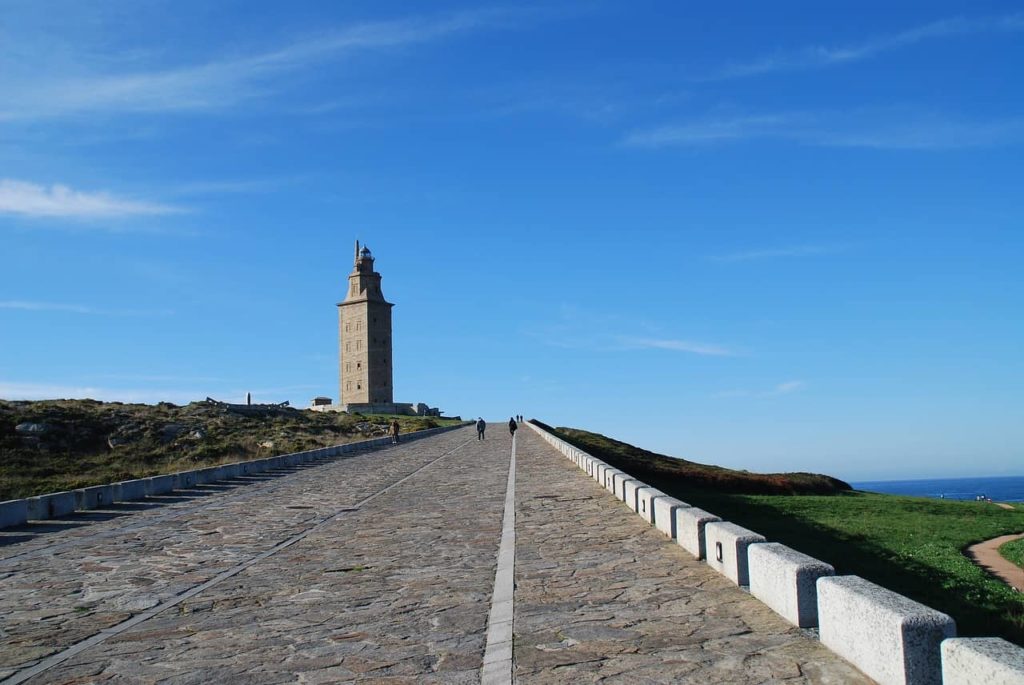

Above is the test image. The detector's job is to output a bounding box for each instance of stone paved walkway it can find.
[0,425,870,684]
[513,429,869,684]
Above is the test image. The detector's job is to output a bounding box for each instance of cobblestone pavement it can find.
[1,425,870,684]
[2,427,509,684]
[512,428,871,684]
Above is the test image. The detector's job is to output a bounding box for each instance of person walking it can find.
[389,419,400,444]
[509,417,518,436]
[476,417,486,440]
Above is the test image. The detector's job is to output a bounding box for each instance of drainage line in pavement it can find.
[1,436,475,685]
[482,432,517,685]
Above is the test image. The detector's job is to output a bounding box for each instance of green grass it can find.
[1001,538,1024,570]
[546,423,1024,646]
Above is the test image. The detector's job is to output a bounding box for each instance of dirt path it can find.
[966,532,1024,592]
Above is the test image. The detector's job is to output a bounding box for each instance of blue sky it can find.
[2,1,1022,481]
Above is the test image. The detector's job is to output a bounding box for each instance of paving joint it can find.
[482,432,517,685]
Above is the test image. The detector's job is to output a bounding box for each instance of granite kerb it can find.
[524,419,1023,685]
[1,423,464,528]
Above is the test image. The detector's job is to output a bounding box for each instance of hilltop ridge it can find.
[533,420,851,495]
[0,398,459,499]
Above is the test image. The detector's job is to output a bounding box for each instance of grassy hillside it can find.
[537,422,851,494]
[0,399,461,500]
[543,422,1024,646]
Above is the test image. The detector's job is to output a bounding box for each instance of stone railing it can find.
[525,420,1024,685]
[0,423,466,529]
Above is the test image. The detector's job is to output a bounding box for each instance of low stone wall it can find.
[0,423,465,529]
[524,420,1024,685]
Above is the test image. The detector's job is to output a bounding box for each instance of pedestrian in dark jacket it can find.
[509,418,518,436]
[476,418,486,440]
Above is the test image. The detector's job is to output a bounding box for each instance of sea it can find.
[852,475,1024,503]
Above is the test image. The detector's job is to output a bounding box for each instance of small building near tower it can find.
[313,241,440,416]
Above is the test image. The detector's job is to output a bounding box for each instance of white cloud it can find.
[708,13,1024,80]
[709,245,845,263]
[0,179,182,218]
[0,300,95,314]
[0,300,174,316]
[0,9,525,120]
[617,336,734,357]
[716,380,806,398]
[0,381,202,405]
[0,380,318,405]
[623,111,1024,150]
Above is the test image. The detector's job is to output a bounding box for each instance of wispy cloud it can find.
[168,177,304,197]
[0,300,174,316]
[707,13,1024,80]
[0,9,527,120]
[709,245,846,263]
[716,380,805,398]
[0,381,203,405]
[0,380,319,405]
[617,336,734,357]
[0,179,182,218]
[525,305,736,357]
[623,111,1024,150]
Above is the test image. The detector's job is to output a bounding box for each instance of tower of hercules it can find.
[338,242,394,407]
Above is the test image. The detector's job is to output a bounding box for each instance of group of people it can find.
[389,415,526,445]
[475,414,525,440]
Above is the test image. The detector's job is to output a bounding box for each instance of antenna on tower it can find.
[354,239,360,264]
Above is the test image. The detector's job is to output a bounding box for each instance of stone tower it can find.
[338,241,394,406]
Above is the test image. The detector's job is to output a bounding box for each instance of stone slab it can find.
[621,479,648,511]
[941,637,1024,685]
[652,495,689,538]
[173,470,197,489]
[636,487,667,525]
[675,506,722,559]
[0,499,29,528]
[748,542,834,627]
[818,575,956,685]
[26,491,76,520]
[145,475,176,496]
[74,484,115,510]
[113,479,148,502]
[704,521,765,586]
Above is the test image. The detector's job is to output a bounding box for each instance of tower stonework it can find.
[338,242,394,407]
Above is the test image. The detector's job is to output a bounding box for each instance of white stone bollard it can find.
[146,475,175,496]
[636,487,667,525]
[114,479,148,502]
[653,496,690,538]
[748,543,834,627]
[604,469,626,494]
[617,477,643,504]
[0,499,29,528]
[818,575,955,685]
[74,484,115,510]
[622,479,648,511]
[704,521,765,586]
[594,463,610,484]
[26,491,76,520]
[941,637,1024,685]
[675,507,722,559]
